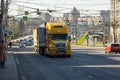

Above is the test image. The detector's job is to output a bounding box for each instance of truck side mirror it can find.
[45,22,47,26]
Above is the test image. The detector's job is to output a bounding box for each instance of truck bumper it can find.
[49,48,71,57]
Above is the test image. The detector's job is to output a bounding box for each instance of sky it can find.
[9,0,110,17]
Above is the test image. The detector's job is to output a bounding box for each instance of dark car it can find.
[105,43,120,53]
[26,39,33,46]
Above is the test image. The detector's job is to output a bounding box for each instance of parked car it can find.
[105,43,120,53]
[25,39,33,46]
[19,43,25,48]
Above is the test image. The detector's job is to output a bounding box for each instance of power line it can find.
[15,0,108,5]
[12,1,109,9]
[9,1,111,17]
[11,3,109,12]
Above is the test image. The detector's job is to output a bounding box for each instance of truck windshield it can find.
[50,34,68,40]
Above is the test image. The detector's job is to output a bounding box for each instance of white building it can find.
[110,0,120,43]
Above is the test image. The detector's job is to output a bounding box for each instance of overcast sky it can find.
[9,0,110,16]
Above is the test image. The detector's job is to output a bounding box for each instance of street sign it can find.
[65,20,71,26]
[8,31,12,36]
[7,30,13,40]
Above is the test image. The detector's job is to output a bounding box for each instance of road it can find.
[13,45,120,80]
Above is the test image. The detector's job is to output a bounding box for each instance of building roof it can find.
[71,7,80,14]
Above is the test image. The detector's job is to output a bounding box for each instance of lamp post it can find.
[113,0,116,43]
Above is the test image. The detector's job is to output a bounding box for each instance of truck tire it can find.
[67,55,71,58]
[41,47,45,55]
[39,47,44,55]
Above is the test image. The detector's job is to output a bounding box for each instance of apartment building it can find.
[110,0,120,43]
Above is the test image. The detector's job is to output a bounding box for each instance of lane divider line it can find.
[14,55,19,64]
[21,75,26,80]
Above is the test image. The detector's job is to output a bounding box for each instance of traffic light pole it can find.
[86,34,89,46]
[87,38,89,46]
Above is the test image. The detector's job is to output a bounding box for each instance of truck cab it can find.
[45,22,71,57]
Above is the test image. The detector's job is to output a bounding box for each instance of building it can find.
[63,13,69,20]
[100,10,110,42]
[68,7,80,24]
[100,10,110,22]
[42,13,52,22]
[110,0,120,43]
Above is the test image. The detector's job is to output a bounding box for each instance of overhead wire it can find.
[9,0,110,16]
[13,1,109,10]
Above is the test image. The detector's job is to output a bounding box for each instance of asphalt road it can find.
[13,46,120,80]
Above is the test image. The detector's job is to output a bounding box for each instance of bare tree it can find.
[110,19,119,43]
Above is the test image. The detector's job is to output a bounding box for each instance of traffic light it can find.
[37,9,41,15]
[22,16,28,22]
[24,11,29,15]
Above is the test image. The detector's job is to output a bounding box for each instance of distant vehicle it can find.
[19,39,25,43]
[26,39,33,46]
[105,43,120,53]
[19,43,25,48]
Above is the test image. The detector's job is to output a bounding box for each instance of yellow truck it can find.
[33,22,71,57]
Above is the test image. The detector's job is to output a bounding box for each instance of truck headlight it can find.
[49,44,56,49]
[49,44,52,47]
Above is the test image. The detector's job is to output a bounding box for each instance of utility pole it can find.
[0,0,4,42]
[113,0,116,43]
[102,20,105,46]
[75,24,77,45]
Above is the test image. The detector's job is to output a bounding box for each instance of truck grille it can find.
[56,43,66,53]
[56,43,65,48]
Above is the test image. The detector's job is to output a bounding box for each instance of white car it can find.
[19,43,25,48]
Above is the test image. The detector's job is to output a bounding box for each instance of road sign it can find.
[8,31,12,35]
[65,20,71,26]
[7,30,13,40]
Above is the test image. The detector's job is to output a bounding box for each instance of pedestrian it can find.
[8,41,12,48]
[0,40,7,68]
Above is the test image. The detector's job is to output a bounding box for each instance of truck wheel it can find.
[40,47,44,55]
[67,55,71,58]
[108,51,111,54]
[41,48,44,55]
[35,47,39,52]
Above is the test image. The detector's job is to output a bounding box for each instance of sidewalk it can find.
[0,48,19,80]
[71,44,104,48]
